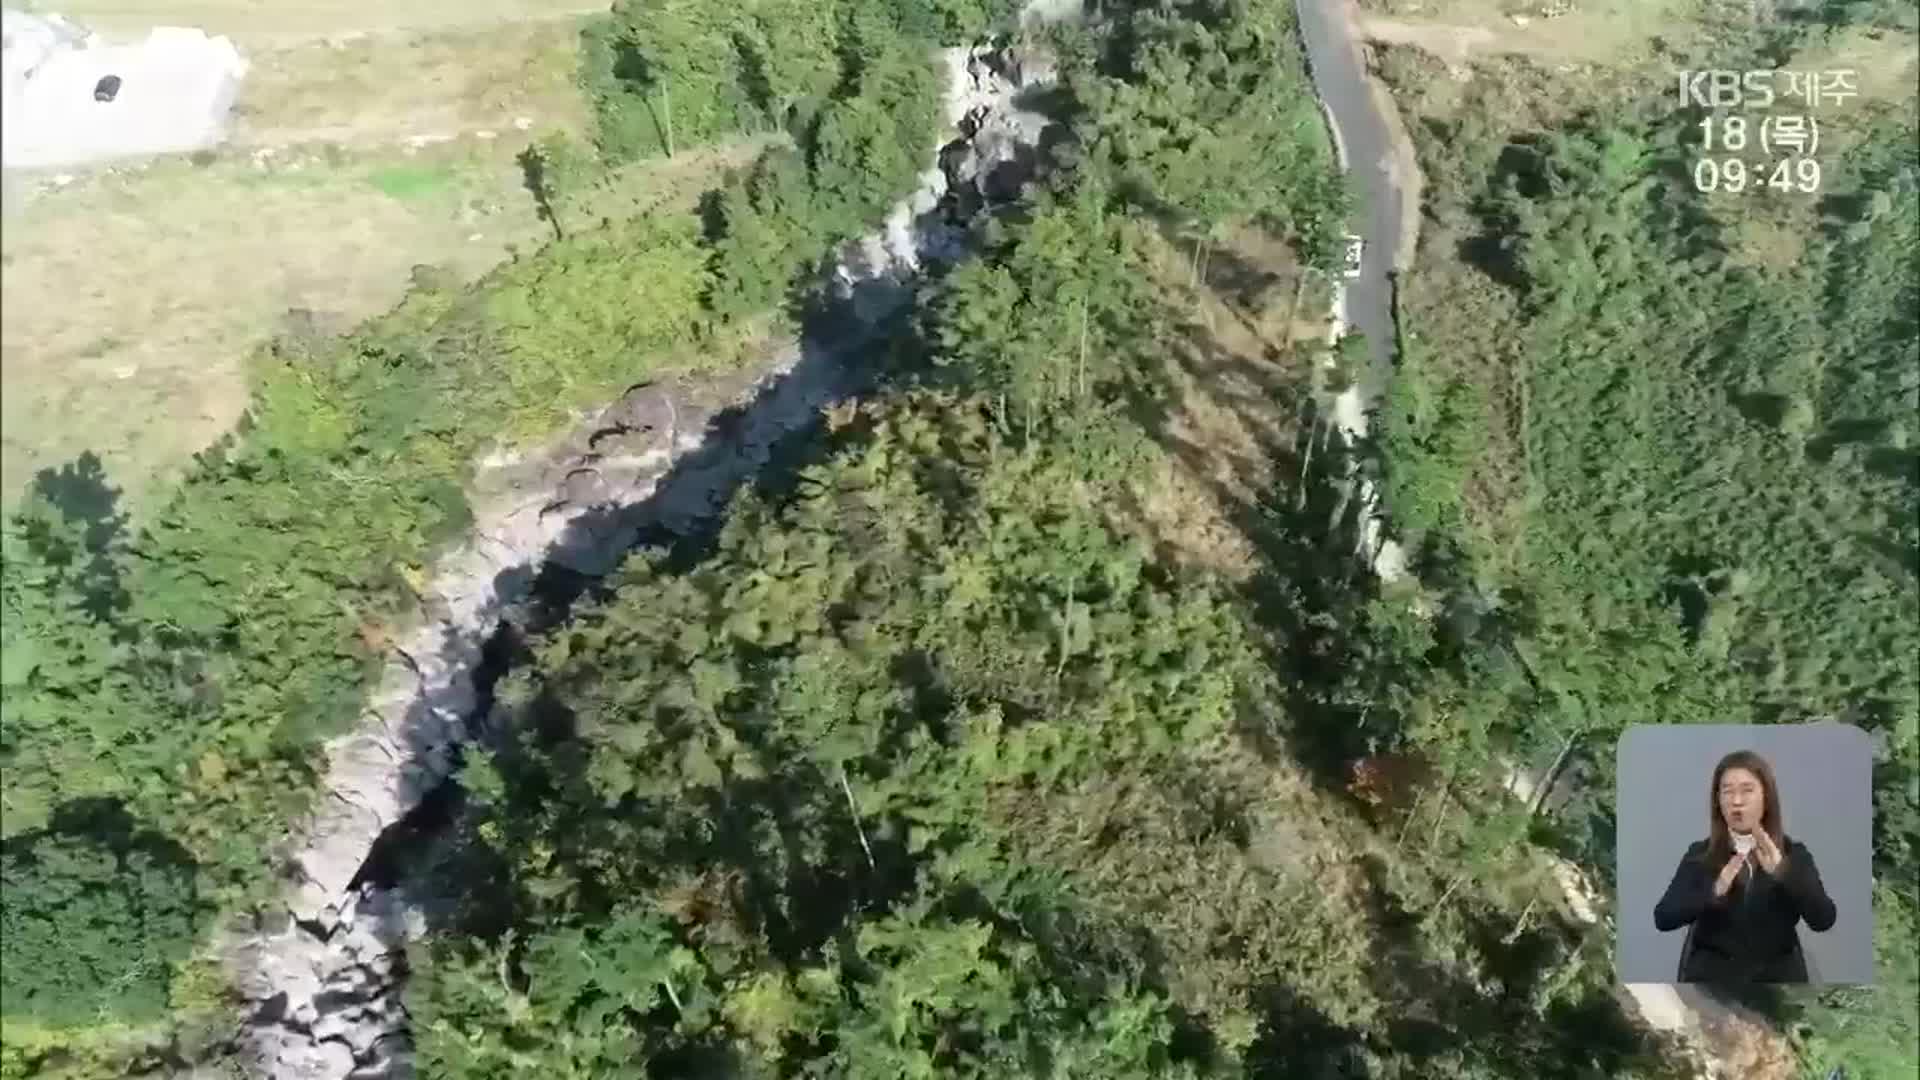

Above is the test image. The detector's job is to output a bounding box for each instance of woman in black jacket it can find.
[1654,749,1837,982]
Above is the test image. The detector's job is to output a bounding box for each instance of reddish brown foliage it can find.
[1346,753,1435,818]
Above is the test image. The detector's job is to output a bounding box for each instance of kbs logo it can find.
[1677,70,1776,109]
[1677,69,1859,109]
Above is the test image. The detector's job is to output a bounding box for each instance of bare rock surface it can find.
[223,348,846,1079]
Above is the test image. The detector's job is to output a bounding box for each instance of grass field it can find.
[0,10,773,512]
[0,133,769,511]
[1,14,587,509]
[2,141,539,509]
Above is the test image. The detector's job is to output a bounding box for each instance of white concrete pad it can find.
[3,11,246,169]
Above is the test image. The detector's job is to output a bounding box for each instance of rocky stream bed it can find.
[202,35,1065,1080]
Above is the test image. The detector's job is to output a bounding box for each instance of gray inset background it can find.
[1616,723,1874,984]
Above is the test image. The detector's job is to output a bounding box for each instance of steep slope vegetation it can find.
[395,3,1701,1076]
[1368,7,1919,1074]
[0,1,979,1074]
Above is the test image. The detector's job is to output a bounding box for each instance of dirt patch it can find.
[1357,0,1706,66]
[1362,17,1498,66]
[230,19,591,149]
[1129,454,1263,580]
[1116,225,1315,582]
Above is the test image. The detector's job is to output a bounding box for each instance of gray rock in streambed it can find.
[217,32,1068,1080]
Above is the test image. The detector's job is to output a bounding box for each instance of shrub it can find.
[0,805,201,1027]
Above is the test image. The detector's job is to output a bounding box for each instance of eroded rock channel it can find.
[212,38,1064,1080]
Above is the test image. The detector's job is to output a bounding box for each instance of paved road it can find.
[1294,0,1405,391]
[1294,14,1773,1068]
[1294,0,1414,580]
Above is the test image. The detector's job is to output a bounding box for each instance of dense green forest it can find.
[1,0,1914,1076]
[1370,8,1920,1074]
[579,0,1020,163]
[397,1,1692,1077]
[0,0,982,1071]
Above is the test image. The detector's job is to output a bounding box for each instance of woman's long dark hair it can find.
[1704,748,1784,865]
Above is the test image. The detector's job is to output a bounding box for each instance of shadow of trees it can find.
[1108,244,1388,792]
[21,451,129,550]
[1243,981,1375,1079]
[10,451,134,620]
[516,144,566,243]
